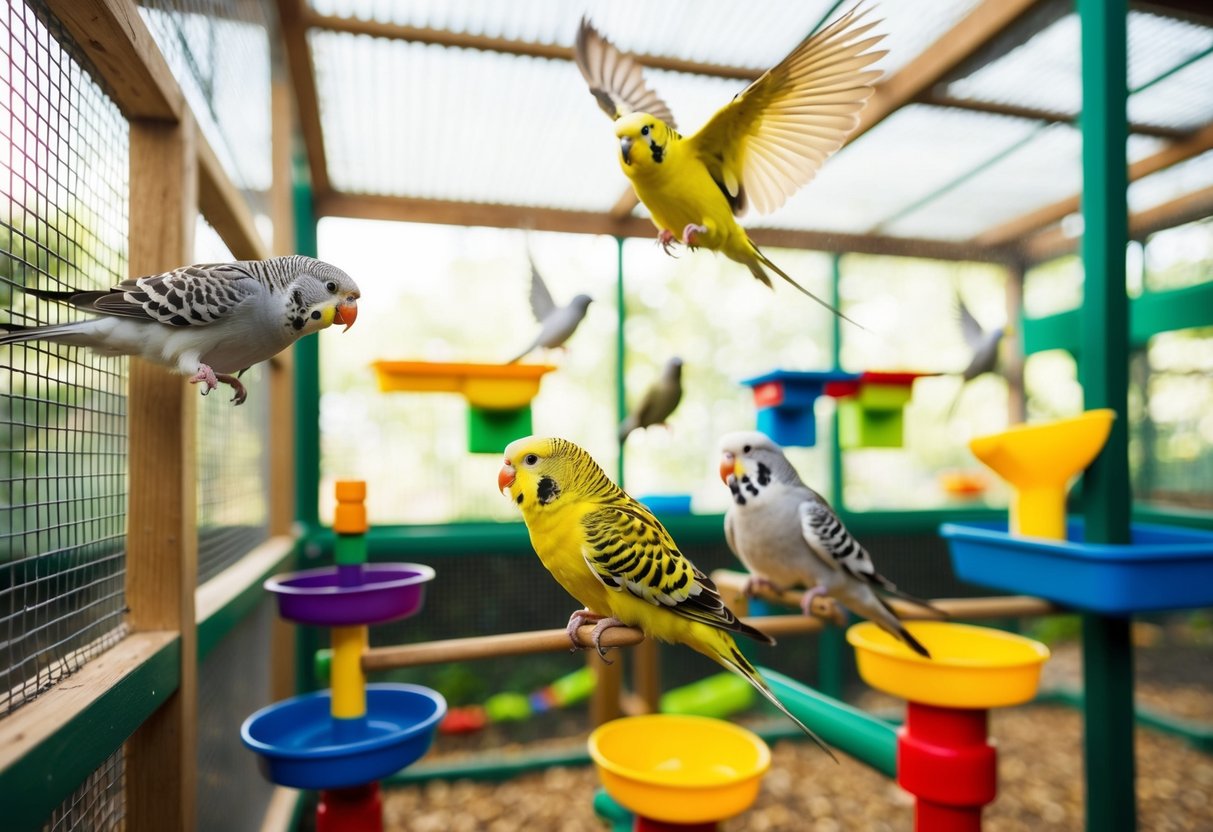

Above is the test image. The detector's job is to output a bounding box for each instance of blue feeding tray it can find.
[740,370,859,447]
[639,494,693,516]
[941,520,1213,615]
[241,684,447,789]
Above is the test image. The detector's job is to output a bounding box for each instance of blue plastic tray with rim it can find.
[241,684,446,789]
[940,520,1213,615]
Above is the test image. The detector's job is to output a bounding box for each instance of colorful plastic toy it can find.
[848,621,1049,832]
[439,666,599,734]
[658,672,754,720]
[825,371,933,449]
[241,481,445,832]
[740,369,860,447]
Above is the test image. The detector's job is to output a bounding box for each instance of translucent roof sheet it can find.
[1129,149,1213,214]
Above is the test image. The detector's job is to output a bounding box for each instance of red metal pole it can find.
[317,782,383,832]
[897,702,997,832]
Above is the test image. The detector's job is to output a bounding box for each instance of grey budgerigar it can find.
[0,255,359,404]
[718,431,943,658]
[618,356,683,442]
[948,293,1009,416]
[507,253,592,363]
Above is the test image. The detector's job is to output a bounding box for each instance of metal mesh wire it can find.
[0,0,130,717]
[197,595,276,832]
[42,748,124,832]
[193,219,270,586]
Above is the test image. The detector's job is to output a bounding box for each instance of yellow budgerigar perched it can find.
[574,7,885,320]
[498,435,836,759]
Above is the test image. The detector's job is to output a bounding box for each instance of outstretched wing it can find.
[67,262,260,327]
[526,254,556,321]
[581,502,772,643]
[689,6,885,217]
[956,293,985,350]
[574,17,677,128]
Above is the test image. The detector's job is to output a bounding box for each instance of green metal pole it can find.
[818,253,845,700]
[292,176,321,530]
[1077,2,1135,830]
[615,236,626,487]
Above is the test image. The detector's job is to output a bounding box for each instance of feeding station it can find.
[740,369,860,447]
[241,481,444,832]
[824,371,933,449]
[848,621,1050,832]
[373,360,557,453]
[941,409,1213,613]
[589,714,772,832]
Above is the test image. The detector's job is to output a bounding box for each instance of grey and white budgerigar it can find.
[718,431,943,658]
[948,293,1009,416]
[618,356,683,442]
[507,253,592,363]
[0,255,359,404]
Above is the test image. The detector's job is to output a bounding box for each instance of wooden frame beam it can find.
[917,93,1189,140]
[277,0,332,196]
[198,139,270,261]
[316,191,1010,262]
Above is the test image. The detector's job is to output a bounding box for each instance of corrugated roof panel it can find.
[1129,54,1213,132]
[748,105,1044,235]
[1129,148,1213,214]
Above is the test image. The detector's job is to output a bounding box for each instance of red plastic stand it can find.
[635,818,718,832]
[897,702,997,832]
[317,782,383,832]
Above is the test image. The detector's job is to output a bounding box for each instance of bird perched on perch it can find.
[718,431,943,658]
[947,293,1011,417]
[618,356,683,443]
[507,252,592,363]
[0,255,359,405]
[574,7,884,319]
[499,435,835,758]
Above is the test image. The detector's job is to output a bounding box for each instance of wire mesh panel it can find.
[193,219,269,585]
[196,595,276,832]
[42,748,124,832]
[0,0,130,717]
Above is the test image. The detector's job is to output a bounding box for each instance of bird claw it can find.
[589,616,626,663]
[188,365,220,393]
[657,229,678,257]
[216,373,248,406]
[743,575,781,598]
[566,609,604,652]
[681,223,707,249]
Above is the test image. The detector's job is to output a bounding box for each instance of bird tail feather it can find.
[748,240,864,330]
[708,631,837,762]
[1,322,65,346]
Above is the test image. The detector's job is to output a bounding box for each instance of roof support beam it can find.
[276,0,331,196]
[917,93,1189,140]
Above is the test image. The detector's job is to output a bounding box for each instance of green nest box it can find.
[467,405,533,454]
[828,372,928,449]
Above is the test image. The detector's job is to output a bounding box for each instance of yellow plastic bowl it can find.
[847,621,1050,709]
[588,714,771,824]
[968,409,1114,489]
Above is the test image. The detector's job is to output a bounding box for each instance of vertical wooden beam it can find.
[589,652,623,727]
[1004,261,1027,424]
[124,115,199,832]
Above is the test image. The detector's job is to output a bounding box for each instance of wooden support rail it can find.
[360,593,1059,673]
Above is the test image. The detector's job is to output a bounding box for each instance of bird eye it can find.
[641,125,650,136]
[743,445,752,454]
[310,310,322,320]
[325,281,337,292]
[524,453,539,466]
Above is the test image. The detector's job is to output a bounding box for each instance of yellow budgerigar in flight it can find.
[499,435,835,759]
[575,7,885,318]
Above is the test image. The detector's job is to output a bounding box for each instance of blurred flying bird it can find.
[0,255,359,404]
[507,252,592,363]
[500,435,836,758]
[948,293,1010,417]
[574,7,884,321]
[618,356,684,442]
[719,431,944,658]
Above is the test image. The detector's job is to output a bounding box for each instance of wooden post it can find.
[1004,260,1027,425]
[123,115,199,832]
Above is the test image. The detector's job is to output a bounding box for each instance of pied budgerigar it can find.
[719,431,943,658]
[618,356,683,443]
[0,255,359,404]
[499,435,836,758]
[507,252,592,363]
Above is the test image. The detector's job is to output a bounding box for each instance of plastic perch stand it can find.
[848,621,1050,832]
[589,714,771,831]
[241,481,444,832]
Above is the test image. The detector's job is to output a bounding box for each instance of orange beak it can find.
[719,452,735,484]
[334,300,358,332]
[498,463,516,496]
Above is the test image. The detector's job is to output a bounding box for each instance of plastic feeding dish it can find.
[241,684,447,789]
[740,369,859,447]
[264,563,435,626]
[847,621,1049,709]
[588,714,770,825]
[941,520,1213,614]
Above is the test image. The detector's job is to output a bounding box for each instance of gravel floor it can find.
[381,632,1213,831]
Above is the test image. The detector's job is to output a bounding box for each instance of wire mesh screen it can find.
[197,595,276,832]
[42,748,124,832]
[193,219,269,585]
[0,0,129,717]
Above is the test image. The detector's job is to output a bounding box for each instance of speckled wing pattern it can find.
[581,503,774,643]
[574,17,677,129]
[690,6,886,216]
[63,263,260,327]
[799,499,879,581]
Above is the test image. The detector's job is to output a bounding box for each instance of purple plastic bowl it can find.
[265,563,436,626]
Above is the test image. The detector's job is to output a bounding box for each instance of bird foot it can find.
[743,575,782,598]
[566,609,606,651]
[188,364,220,394]
[215,373,248,405]
[801,587,847,626]
[588,616,626,663]
[657,229,678,257]
[681,223,707,249]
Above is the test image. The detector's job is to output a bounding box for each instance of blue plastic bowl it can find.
[241,684,446,789]
[941,520,1213,615]
[639,494,693,516]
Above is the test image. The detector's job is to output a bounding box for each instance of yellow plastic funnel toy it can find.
[968,409,1115,539]
[588,714,770,825]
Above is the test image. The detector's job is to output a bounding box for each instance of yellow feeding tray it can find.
[588,714,771,825]
[847,621,1049,709]
[372,361,557,410]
